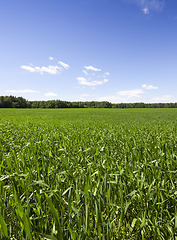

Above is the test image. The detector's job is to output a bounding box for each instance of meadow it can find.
[0,108,177,239]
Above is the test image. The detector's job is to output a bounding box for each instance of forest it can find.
[0,95,177,108]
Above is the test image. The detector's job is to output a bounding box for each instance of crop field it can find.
[0,108,177,239]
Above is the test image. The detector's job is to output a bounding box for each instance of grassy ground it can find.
[0,108,177,239]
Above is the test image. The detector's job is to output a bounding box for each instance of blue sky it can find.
[1,0,177,103]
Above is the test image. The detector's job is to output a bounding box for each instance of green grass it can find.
[0,108,177,239]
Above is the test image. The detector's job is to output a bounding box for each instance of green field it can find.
[0,108,177,239]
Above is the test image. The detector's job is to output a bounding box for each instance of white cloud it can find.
[142,8,149,14]
[117,89,145,98]
[49,57,53,60]
[77,77,108,87]
[77,77,87,84]
[78,66,109,88]
[97,96,125,103]
[103,79,108,83]
[104,72,110,75]
[6,89,39,93]
[97,93,145,103]
[147,0,164,11]
[142,84,158,89]
[152,95,171,102]
[80,97,86,101]
[21,66,35,72]
[21,65,61,74]
[125,0,164,13]
[45,92,57,97]
[82,70,88,75]
[84,66,101,71]
[58,61,70,69]
[77,77,92,86]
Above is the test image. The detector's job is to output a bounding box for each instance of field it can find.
[0,108,177,239]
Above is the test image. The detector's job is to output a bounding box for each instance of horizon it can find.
[1,95,177,105]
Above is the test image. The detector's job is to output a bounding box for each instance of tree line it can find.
[1,95,177,108]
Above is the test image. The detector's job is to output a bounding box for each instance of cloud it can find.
[80,97,86,101]
[97,96,125,103]
[78,66,109,88]
[152,95,171,102]
[146,0,164,11]
[117,89,144,98]
[97,92,145,103]
[142,8,149,14]
[21,59,70,74]
[77,77,108,87]
[21,65,61,74]
[142,84,158,89]
[45,92,57,97]
[103,79,108,83]
[84,66,101,71]
[104,72,110,75]
[82,70,88,75]
[21,66,35,72]
[6,89,39,93]
[58,61,70,69]
[125,0,165,13]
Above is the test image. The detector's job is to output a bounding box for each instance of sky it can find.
[0,0,177,103]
